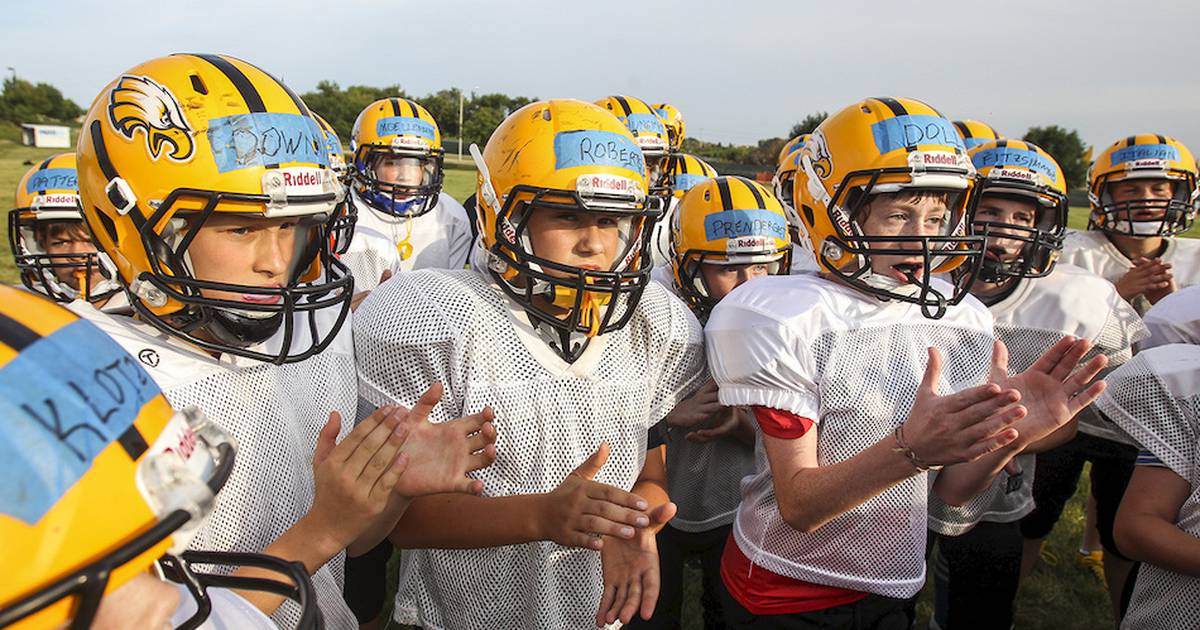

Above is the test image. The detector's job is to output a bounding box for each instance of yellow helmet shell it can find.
[311,111,348,178]
[953,119,1003,150]
[594,95,669,159]
[665,153,717,200]
[777,134,808,165]
[350,97,443,157]
[13,153,80,216]
[652,102,686,152]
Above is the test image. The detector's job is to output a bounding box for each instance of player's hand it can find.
[390,382,497,498]
[1115,258,1173,303]
[989,337,1107,447]
[685,407,752,444]
[307,405,412,550]
[901,347,1025,467]
[351,269,393,311]
[664,379,723,428]
[596,501,676,626]
[540,443,652,550]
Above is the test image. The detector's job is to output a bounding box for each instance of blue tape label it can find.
[0,319,160,524]
[871,115,964,154]
[971,147,1059,179]
[25,168,78,193]
[375,116,436,141]
[623,113,666,136]
[207,113,328,173]
[673,173,711,192]
[1111,144,1180,165]
[962,136,992,150]
[553,130,646,176]
[703,209,787,241]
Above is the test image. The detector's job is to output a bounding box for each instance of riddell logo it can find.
[282,170,321,187]
[164,425,197,461]
[921,153,958,166]
[589,176,631,191]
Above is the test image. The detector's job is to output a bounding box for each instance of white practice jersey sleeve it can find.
[928,265,1147,535]
[1142,284,1200,349]
[70,305,359,630]
[1096,344,1200,630]
[340,191,474,291]
[352,269,705,630]
[1060,229,1200,289]
[706,275,995,598]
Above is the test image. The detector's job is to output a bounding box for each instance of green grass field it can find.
[0,140,1159,627]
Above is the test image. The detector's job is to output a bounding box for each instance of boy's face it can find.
[372,154,431,192]
[857,193,951,283]
[35,220,105,292]
[525,206,628,276]
[1108,178,1176,222]
[699,262,772,302]
[974,195,1038,265]
[185,214,308,305]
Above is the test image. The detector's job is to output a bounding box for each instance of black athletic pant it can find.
[343,539,393,623]
[627,523,731,630]
[720,579,912,630]
[930,521,1024,630]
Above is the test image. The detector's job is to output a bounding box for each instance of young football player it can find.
[705,97,1107,628]
[1061,134,1200,313]
[8,153,122,308]
[633,176,791,629]
[340,97,473,292]
[596,95,673,213]
[353,99,708,629]
[1107,343,1200,629]
[0,285,316,629]
[925,139,1146,629]
[72,53,496,628]
[653,102,686,155]
[772,141,820,274]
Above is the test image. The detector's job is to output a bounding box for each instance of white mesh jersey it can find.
[1060,229,1200,289]
[340,190,473,291]
[649,267,754,532]
[1143,284,1200,349]
[927,264,1147,535]
[353,269,706,630]
[706,275,995,598]
[1096,344,1200,630]
[69,305,358,630]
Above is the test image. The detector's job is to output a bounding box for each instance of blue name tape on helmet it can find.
[704,209,787,241]
[623,113,665,136]
[655,108,671,120]
[673,173,711,192]
[871,115,964,154]
[972,147,1059,179]
[553,130,646,176]
[1111,144,1180,165]
[326,134,344,156]
[0,319,160,524]
[375,116,437,141]
[962,137,993,150]
[208,112,329,173]
[25,168,78,194]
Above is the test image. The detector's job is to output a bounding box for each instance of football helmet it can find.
[312,112,355,254]
[652,102,686,153]
[664,152,717,201]
[350,97,445,218]
[777,134,807,165]
[8,153,120,303]
[670,176,791,319]
[76,53,352,364]
[793,97,983,318]
[1087,134,1198,237]
[953,119,1003,150]
[595,95,671,206]
[774,140,807,208]
[967,139,1069,282]
[472,99,655,362]
[0,286,319,630]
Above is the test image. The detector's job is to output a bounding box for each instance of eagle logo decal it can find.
[107,75,195,162]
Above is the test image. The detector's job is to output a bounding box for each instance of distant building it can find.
[20,124,71,148]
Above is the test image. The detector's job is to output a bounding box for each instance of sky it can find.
[4,0,1198,154]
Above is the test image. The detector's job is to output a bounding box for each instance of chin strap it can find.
[394,216,414,260]
[579,294,604,337]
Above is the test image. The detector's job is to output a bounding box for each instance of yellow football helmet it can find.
[777,134,807,165]
[350,97,445,218]
[312,112,356,254]
[670,176,791,318]
[8,153,121,303]
[652,103,686,153]
[793,97,982,318]
[968,139,1069,282]
[0,286,319,630]
[774,140,808,208]
[1087,133,1199,237]
[596,95,671,204]
[473,99,655,362]
[664,152,717,201]
[953,119,1003,150]
[76,54,352,364]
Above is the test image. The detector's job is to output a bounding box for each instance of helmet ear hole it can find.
[188,74,207,95]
